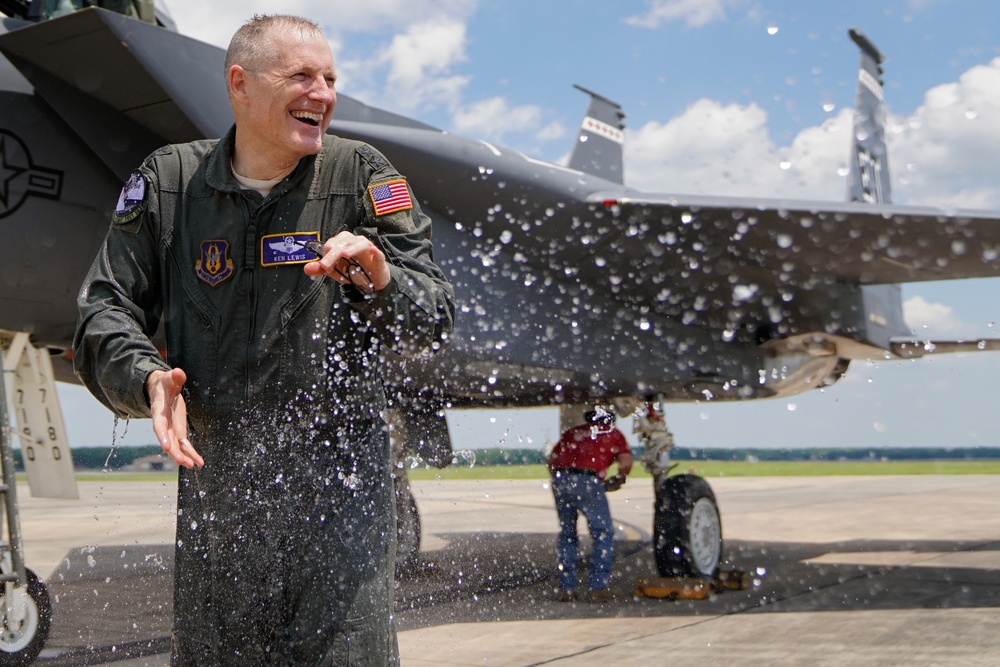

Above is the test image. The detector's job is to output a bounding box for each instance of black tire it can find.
[0,568,51,666]
[394,479,421,576]
[653,474,722,578]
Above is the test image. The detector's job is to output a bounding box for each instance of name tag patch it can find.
[261,232,321,267]
[195,240,235,286]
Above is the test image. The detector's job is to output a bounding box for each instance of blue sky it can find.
[56,0,1000,452]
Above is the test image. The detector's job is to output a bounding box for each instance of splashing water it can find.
[453,449,477,468]
[105,416,131,469]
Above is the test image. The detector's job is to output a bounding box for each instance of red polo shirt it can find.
[548,424,630,480]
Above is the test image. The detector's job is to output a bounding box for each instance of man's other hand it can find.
[603,474,626,492]
[303,230,391,292]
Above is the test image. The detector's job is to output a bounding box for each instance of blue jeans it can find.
[551,470,615,591]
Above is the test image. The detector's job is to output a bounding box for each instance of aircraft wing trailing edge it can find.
[588,192,1000,285]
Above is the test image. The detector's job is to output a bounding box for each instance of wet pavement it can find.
[16,474,1000,666]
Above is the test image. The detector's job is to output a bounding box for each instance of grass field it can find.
[406,459,1000,480]
[61,458,1000,483]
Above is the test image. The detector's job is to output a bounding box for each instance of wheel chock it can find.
[635,570,750,600]
[634,577,711,600]
[714,569,750,591]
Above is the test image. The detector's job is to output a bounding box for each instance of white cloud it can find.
[624,98,847,197]
[903,296,967,337]
[452,97,544,143]
[624,0,745,29]
[362,19,471,113]
[890,58,1000,209]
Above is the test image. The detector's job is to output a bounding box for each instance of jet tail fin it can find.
[846,28,892,204]
[842,29,909,351]
[567,85,626,184]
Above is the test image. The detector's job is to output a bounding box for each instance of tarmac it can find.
[13,473,1000,666]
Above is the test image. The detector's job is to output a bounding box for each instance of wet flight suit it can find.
[73,126,456,666]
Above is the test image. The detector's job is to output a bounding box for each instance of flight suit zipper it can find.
[244,194,260,404]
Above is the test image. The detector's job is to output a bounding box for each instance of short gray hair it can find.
[225,14,323,73]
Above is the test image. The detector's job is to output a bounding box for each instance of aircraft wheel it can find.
[0,568,51,666]
[395,480,421,575]
[653,474,722,578]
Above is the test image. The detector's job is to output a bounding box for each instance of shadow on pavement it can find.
[36,533,1000,665]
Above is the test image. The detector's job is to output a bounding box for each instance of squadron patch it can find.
[195,240,235,286]
[112,170,146,224]
[368,179,412,216]
[261,232,321,267]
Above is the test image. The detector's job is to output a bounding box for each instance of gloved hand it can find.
[603,474,626,492]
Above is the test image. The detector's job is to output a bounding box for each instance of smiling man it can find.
[73,14,455,666]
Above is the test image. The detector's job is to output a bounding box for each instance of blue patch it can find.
[261,232,321,267]
[112,170,146,224]
[195,240,235,286]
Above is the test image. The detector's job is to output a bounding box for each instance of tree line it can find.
[20,445,999,471]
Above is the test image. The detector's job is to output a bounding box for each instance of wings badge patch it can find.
[368,179,412,216]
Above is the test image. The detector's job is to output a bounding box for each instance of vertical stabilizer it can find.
[846,28,891,204]
[568,84,626,184]
[845,30,908,348]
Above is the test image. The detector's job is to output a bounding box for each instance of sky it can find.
[52,0,1000,453]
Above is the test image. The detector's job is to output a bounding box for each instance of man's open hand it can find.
[147,368,203,469]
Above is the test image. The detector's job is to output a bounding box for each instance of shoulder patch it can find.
[112,170,147,224]
[368,179,413,216]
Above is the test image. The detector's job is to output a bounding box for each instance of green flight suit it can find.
[73,126,455,665]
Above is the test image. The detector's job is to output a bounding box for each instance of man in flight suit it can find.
[73,14,455,665]
[547,408,632,602]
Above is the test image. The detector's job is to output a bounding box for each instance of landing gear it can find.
[0,567,50,666]
[1,334,61,663]
[631,399,723,579]
[653,474,722,577]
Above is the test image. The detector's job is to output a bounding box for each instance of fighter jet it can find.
[3,3,1000,661]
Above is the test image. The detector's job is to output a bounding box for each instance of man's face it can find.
[236,28,337,167]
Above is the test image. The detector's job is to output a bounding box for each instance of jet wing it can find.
[0,7,232,179]
[586,192,1000,286]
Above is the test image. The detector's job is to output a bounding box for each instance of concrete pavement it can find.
[15,474,1000,666]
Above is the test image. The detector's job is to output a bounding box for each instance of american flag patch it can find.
[368,179,413,216]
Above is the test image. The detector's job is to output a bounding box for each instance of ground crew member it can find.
[73,14,455,665]
[547,408,633,602]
